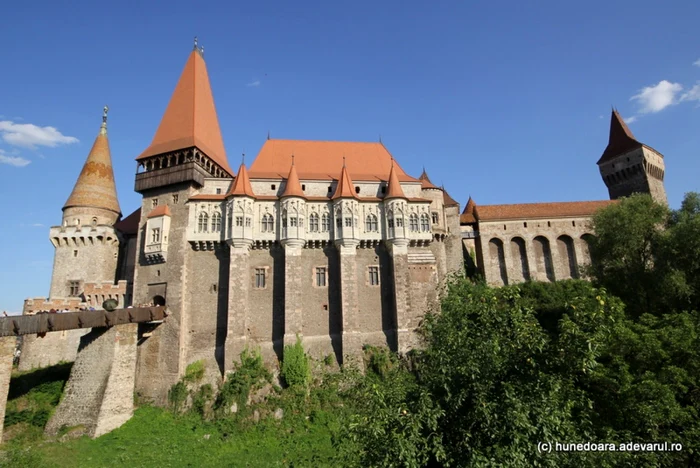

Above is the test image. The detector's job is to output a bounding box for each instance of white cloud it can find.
[694,59,700,67]
[681,82,700,103]
[246,80,261,87]
[0,120,78,149]
[0,149,30,167]
[630,80,683,114]
[624,116,637,124]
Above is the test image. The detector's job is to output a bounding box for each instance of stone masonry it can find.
[0,337,15,442]
[45,323,138,438]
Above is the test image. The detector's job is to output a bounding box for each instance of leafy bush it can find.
[281,336,311,389]
[183,360,205,383]
[215,348,272,415]
[167,381,188,413]
[362,345,395,378]
[191,384,213,418]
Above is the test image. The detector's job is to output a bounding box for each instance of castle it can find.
[20,42,667,402]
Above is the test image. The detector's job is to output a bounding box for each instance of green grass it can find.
[1,363,352,467]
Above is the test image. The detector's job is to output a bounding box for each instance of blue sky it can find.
[1,0,699,313]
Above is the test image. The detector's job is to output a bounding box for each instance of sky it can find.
[1,0,699,313]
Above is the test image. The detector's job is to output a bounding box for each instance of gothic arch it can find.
[533,236,555,282]
[509,236,530,282]
[488,237,508,285]
[557,235,578,279]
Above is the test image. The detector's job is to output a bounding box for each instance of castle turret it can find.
[331,161,360,244]
[384,161,408,244]
[225,162,256,246]
[49,107,122,298]
[280,158,306,246]
[598,109,667,204]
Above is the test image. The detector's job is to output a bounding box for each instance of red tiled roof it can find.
[331,165,360,200]
[419,169,439,189]
[114,208,141,235]
[248,139,419,182]
[136,50,233,176]
[442,187,459,207]
[281,162,305,198]
[460,197,476,224]
[385,163,407,200]
[64,122,121,218]
[475,200,617,221]
[227,163,256,197]
[147,205,171,218]
[598,110,659,164]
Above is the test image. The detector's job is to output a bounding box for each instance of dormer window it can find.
[355,186,360,194]
[302,184,306,191]
[216,188,222,195]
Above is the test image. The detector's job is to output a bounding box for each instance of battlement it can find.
[23,280,129,315]
[49,224,121,248]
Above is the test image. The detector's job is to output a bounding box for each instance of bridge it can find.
[0,306,168,442]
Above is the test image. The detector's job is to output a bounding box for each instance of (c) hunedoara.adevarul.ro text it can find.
[537,442,683,453]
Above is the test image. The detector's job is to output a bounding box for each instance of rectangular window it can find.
[290,217,298,227]
[316,267,327,287]
[432,212,439,224]
[216,188,222,194]
[336,217,342,228]
[254,268,266,289]
[73,250,78,257]
[236,216,243,227]
[69,281,80,297]
[245,217,251,227]
[344,217,352,227]
[368,266,379,286]
[152,199,158,208]
[151,228,161,243]
[172,194,179,204]
[396,217,403,227]
[388,218,394,228]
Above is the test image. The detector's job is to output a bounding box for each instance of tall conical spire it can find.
[281,156,305,198]
[418,167,439,189]
[331,163,359,200]
[597,109,645,164]
[136,43,232,175]
[63,106,121,223]
[227,162,255,197]
[385,160,406,200]
[460,196,477,223]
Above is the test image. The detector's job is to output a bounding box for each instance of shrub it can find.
[215,348,272,415]
[192,384,213,418]
[183,360,205,383]
[281,336,311,389]
[168,381,188,413]
[362,345,395,378]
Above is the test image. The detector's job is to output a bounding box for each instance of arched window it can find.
[92,217,97,226]
[262,213,274,232]
[388,213,395,236]
[211,212,221,232]
[321,213,330,232]
[282,209,288,236]
[366,214,378,232]
[309,213,319,232]
[227,213,233,234]
[198,212,209,233]
[420,213,430,232]
[409,213,419,232]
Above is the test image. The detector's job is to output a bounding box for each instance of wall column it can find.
[0,337,15,443]
[336,239,362,364]
[387,239,413,353]
[282,239,305,347]
[225,240,253,371]
[525,238,540,282]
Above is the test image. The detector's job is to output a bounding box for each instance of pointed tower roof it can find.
[281,157,305,198]
[137,45,233,176]
[442,186,459,207]
[385,161,407,200]
[597,109,649,164]
[460,196,476,224]
[63,106,121,218]
[418,168,439,189]
[227,162,255,197]
[331,160,359,200]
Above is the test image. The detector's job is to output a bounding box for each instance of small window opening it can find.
[172,194,179,204]
[523,222,527,228]
[153,295,166,306]
[572,221,576,227]
[212,284,218,293]
[328,186,332,193]
[216,188,222,194]
[302,184,306,191]
[271,184,276,190]
[152,199,159,208]
[73,250,78,257]
[381,186,386,194]
[504,225,507,230]
[157,270,161,277]
[355,186,360,194]
[547,221,551,227]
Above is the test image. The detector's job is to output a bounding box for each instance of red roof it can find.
[248,139,418,182]
[597,110,658,164]
[460,197,477,224]
[147,205,171,218]
[331,165,360,200]
[475,200,617,221]
[136,50,232,176]
[114,208,141,235]
[418,169,439,189]
[442,187,459,207]
[227,163,256,197]
[385,163,407,200]
[281,161,305,198]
